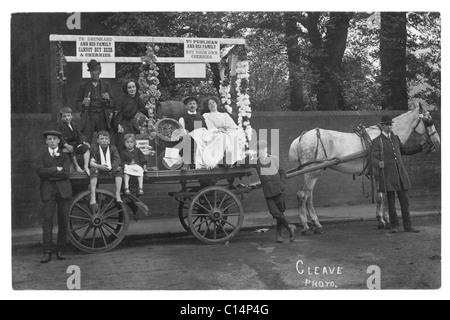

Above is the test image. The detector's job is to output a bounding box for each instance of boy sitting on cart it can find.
[89,131,123,205]
[56,107,91,176]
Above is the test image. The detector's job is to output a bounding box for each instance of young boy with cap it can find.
[251,140,296,243]
[57,107,91,175]
[36,130,72,263]
[89,131,123,205]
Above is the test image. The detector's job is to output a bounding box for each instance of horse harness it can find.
[414,112,438,154]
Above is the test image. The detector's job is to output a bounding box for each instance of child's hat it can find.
[42,130,62,139]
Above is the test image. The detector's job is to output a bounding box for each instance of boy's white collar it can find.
[48,147,60,156]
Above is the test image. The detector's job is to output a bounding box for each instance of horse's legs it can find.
[297,172,322,235]
[375,192,391,229]
[306,191,323,234]
[296,189,310,233]
[375,192,386,228]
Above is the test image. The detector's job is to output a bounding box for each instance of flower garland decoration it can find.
[55,42,67,85]
[234,46,253,147]
[139,44,161,133]
[219,78,233,114]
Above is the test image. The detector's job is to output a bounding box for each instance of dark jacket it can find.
[90,144,121,172]
[36,148,72,201]
[181,112,207,132]
[121,148,147,167]
[113,95,147,133]
[253,155,287,198]
[56,120,86,148]
[76,79,114,131]
[371,133,422,192]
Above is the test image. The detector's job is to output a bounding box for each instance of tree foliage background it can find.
[103,12,440,111]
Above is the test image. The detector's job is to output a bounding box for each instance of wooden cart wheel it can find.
[179,197,215,233]
[188,186,244,244]
[178,199,192,233]
[67,189,129,253]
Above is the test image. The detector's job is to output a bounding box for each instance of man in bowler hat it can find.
[36,131,72,263]
[76,59,114,144]
[371,115,426,234]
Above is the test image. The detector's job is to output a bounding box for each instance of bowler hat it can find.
[380,115,394,125]
[42,130,62,139]
[87,59,101,71]
[183,96,199,105]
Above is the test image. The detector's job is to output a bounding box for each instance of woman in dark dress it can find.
[113,79,148,151]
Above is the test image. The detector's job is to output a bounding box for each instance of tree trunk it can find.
[380,12,408,110]
[284,13,305,111]
[315,13,351,110]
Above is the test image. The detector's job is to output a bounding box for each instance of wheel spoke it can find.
[213,221,217,239]
[214,191,217,209]
[99,197,116,215]
[202,194,214,210]
[219,221,229,237]
[192,216,200,226]
[191,214,210,217]
[218,193,229,210]
[193,217,208,230]
[99,227,108,247]
[91,227,97,248]
[74,204,93,217]
[202,220,211,237]
[70,222,90,233]
[222,213,241,217]
[103,208,125,219]
[223,201,238,212]
[103,223,120,239]
[193,201,210,213]
[105,221,125,226]
[222,219,237,230]
[80,225,93,242]
[69,215,91,222]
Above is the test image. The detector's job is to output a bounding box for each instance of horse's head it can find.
[413,103,441,153]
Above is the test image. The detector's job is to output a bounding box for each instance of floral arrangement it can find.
[219,78,233,114]
[219,46,253,147]
[56,42,67,85]
[234,47,253,147]
[138,44,162,133]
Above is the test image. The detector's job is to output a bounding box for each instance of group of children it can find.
[57,107,147,205]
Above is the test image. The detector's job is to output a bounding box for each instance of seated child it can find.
[121,134,147,195]
[89,131,123,205]
[56,107,91,175]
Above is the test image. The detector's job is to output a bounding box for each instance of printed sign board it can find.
[184,38,220,63]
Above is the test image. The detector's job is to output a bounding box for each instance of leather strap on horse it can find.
[295,129,331,171]
[354,124,375,202]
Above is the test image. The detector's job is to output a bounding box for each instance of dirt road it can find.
[12,215,441,290]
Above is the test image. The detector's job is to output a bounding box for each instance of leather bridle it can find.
[414,111,438,153]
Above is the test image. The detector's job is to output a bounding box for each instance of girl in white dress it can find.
[190,97,246,169]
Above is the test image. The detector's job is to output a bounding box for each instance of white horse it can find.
[288,104,440,235]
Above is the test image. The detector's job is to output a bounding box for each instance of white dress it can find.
[190,112,246,169]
